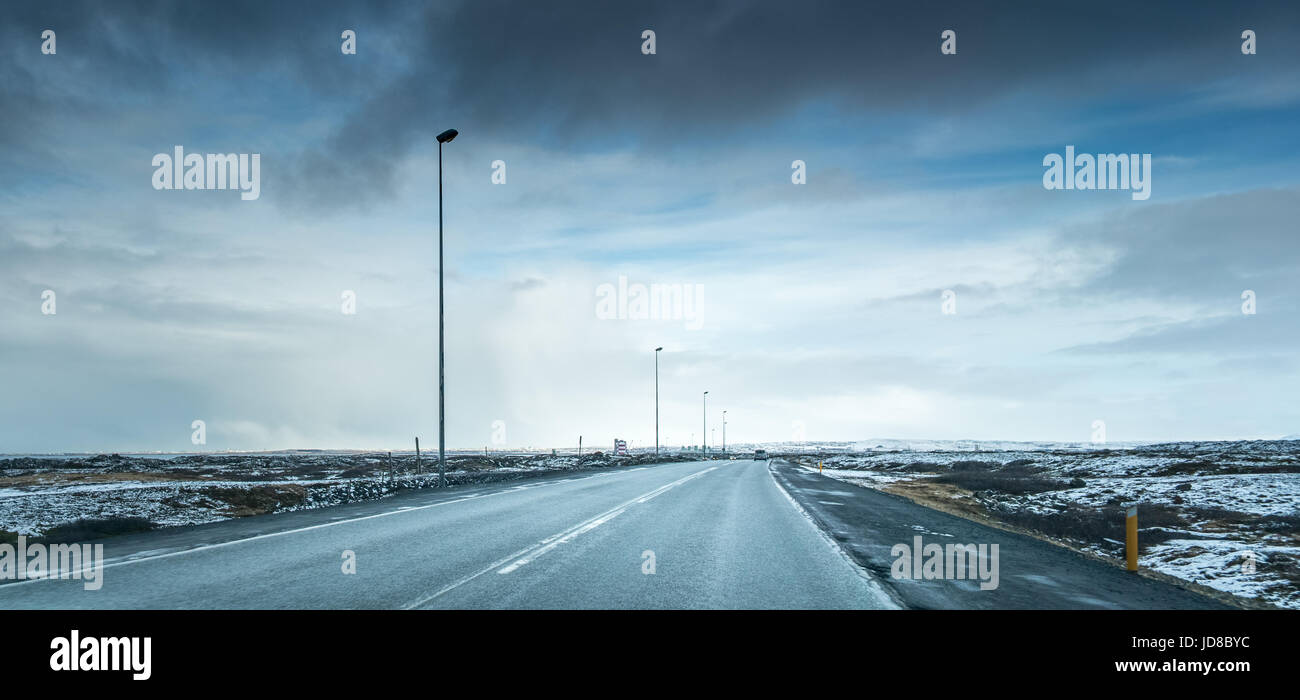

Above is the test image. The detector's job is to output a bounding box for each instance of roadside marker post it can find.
[415,437,422,475]
[1126,506,1138,571]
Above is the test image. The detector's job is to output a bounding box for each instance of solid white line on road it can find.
[766,461,903,610]
[403,464,723,608]
[1,462,706,587]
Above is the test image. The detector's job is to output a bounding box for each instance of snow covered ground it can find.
[5,442,1295,608]
[795,440,1300,609]
[0,451,686,538]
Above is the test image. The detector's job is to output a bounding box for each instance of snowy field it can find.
[0,450,689,538]
[787,440,1300,609]
[5,442,1295,608]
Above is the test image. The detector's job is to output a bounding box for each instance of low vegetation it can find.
[205,485,308,517]
[34,516,157,542]
[932,460,1076,495]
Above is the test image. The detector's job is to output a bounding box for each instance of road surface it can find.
[0,458,1225,609]
[0,459,892,609]
[770,460,1227,609]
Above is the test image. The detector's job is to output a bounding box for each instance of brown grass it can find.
[204,485,308,517]
[874,478,1264,608]
[0,471,210,489]
[881,481,1000,523]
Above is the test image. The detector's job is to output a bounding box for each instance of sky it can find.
[1,0,1298,452]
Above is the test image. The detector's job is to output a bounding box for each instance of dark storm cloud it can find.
[6,0,1297,207]
[0,0,415,193]
[296,0,1300,204]
[0,0,412,95]
[429,0,1300,135]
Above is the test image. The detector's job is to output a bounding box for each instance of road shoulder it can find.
[767,460,1230,610]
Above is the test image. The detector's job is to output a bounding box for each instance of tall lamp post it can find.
[702,391,709,456]
[722,410,727,454]
[654,347,663,456]
[436,127,458,487]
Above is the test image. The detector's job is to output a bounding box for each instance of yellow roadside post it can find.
[819,461,823,473]
[1126,506,1138,571]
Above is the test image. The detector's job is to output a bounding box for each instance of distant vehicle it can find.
[753,449,767,460]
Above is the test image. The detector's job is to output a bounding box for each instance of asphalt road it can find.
[0,459,895,609]
[770,460,1228,609]
[0,458,1226,609]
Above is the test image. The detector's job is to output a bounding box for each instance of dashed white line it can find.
[0,464,690,587]
[403,464,720,608]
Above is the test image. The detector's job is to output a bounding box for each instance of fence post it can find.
[1126,506,1138,571]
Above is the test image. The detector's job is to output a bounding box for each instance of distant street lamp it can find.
[702,391,709,457]
[436,127,458,488]
[722,410,727,454]
[654,347,663,456]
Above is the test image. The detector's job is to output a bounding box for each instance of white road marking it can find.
[497,508,626,575]
[403,464,722,608]
[766,462,902,609]
[0,463,703,587]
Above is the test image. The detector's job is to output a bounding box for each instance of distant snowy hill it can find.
[742,438,1298,453]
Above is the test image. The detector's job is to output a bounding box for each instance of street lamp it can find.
[436,127,458,488]
[654,347,663,456]
[722,410,727,454]
[702,391,709,457]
